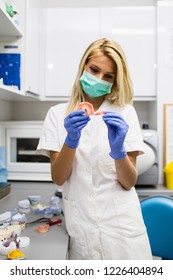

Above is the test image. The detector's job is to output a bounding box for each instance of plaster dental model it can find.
[0,240,16,256]
[0,211,12,228]
[49,205,62,215]
[50,195,60,206]
[18,237,30,248]
[0,228,12,239]
[77,102,105,116]
[11,213,27,230]
[28,195,42,207]
[34,204,47,214]
[44,208,54,218]
[15,235,30,248]
[0,234,30,256]
[7,225,21,237]
[18,199,30,214]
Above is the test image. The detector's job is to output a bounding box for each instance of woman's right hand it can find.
[64,110,90,149]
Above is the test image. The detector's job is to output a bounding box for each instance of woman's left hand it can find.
[102,111,129,160]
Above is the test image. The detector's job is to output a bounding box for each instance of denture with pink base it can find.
[77,102,105,116]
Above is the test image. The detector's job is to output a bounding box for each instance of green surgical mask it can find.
[80,70,113,98]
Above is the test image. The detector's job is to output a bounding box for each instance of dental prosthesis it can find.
[77,102,105,116]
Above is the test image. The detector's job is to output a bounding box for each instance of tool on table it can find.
[27,217,62,226]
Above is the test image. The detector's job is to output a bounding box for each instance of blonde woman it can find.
[37,38,152,260]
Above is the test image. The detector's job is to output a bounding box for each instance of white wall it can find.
[0,101,13,121]
[10,102,157,131]
[11,101,58,121]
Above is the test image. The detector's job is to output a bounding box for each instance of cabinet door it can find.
[25,1,40,96]
[101,7,156,97]
[41,8,100,98]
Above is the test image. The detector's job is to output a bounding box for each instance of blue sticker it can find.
[0,53,21,90]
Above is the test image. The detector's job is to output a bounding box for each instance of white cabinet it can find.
[100,6,156,98]
[0,3,157,101]
[39,6,156,99]
[0,2,22,100]
[40,8,100,99]
[36,8,99,99]
[0,0,37,101]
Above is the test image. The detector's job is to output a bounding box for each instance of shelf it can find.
[134,96,156,101]
[0,84,39,101]
[41,96,70,102]
[18,150,36,155]
[0,4,22,37]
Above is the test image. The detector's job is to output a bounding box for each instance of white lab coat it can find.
[37,101,152,260]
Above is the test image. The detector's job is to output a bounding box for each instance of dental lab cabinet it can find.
[0,121,51,181]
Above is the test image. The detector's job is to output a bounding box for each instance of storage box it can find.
[0,182,11,200]
[164,161,173,190]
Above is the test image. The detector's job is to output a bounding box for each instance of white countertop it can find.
[0,181,69,260]
[136,184,173,199]
[1,181,173,260]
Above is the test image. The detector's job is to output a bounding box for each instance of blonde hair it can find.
[66,38,134,114]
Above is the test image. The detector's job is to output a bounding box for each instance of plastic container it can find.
[164,161,173,190]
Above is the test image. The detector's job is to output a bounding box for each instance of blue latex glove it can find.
[64,110,90,149]
[102,111,129,160]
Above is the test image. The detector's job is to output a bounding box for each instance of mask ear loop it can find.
[80,88,85,102]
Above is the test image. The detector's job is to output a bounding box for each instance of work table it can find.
[135,184,173,200]
[0,181,69,260]
[1,181,173,260]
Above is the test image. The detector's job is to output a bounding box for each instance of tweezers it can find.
[27,217,62,226]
